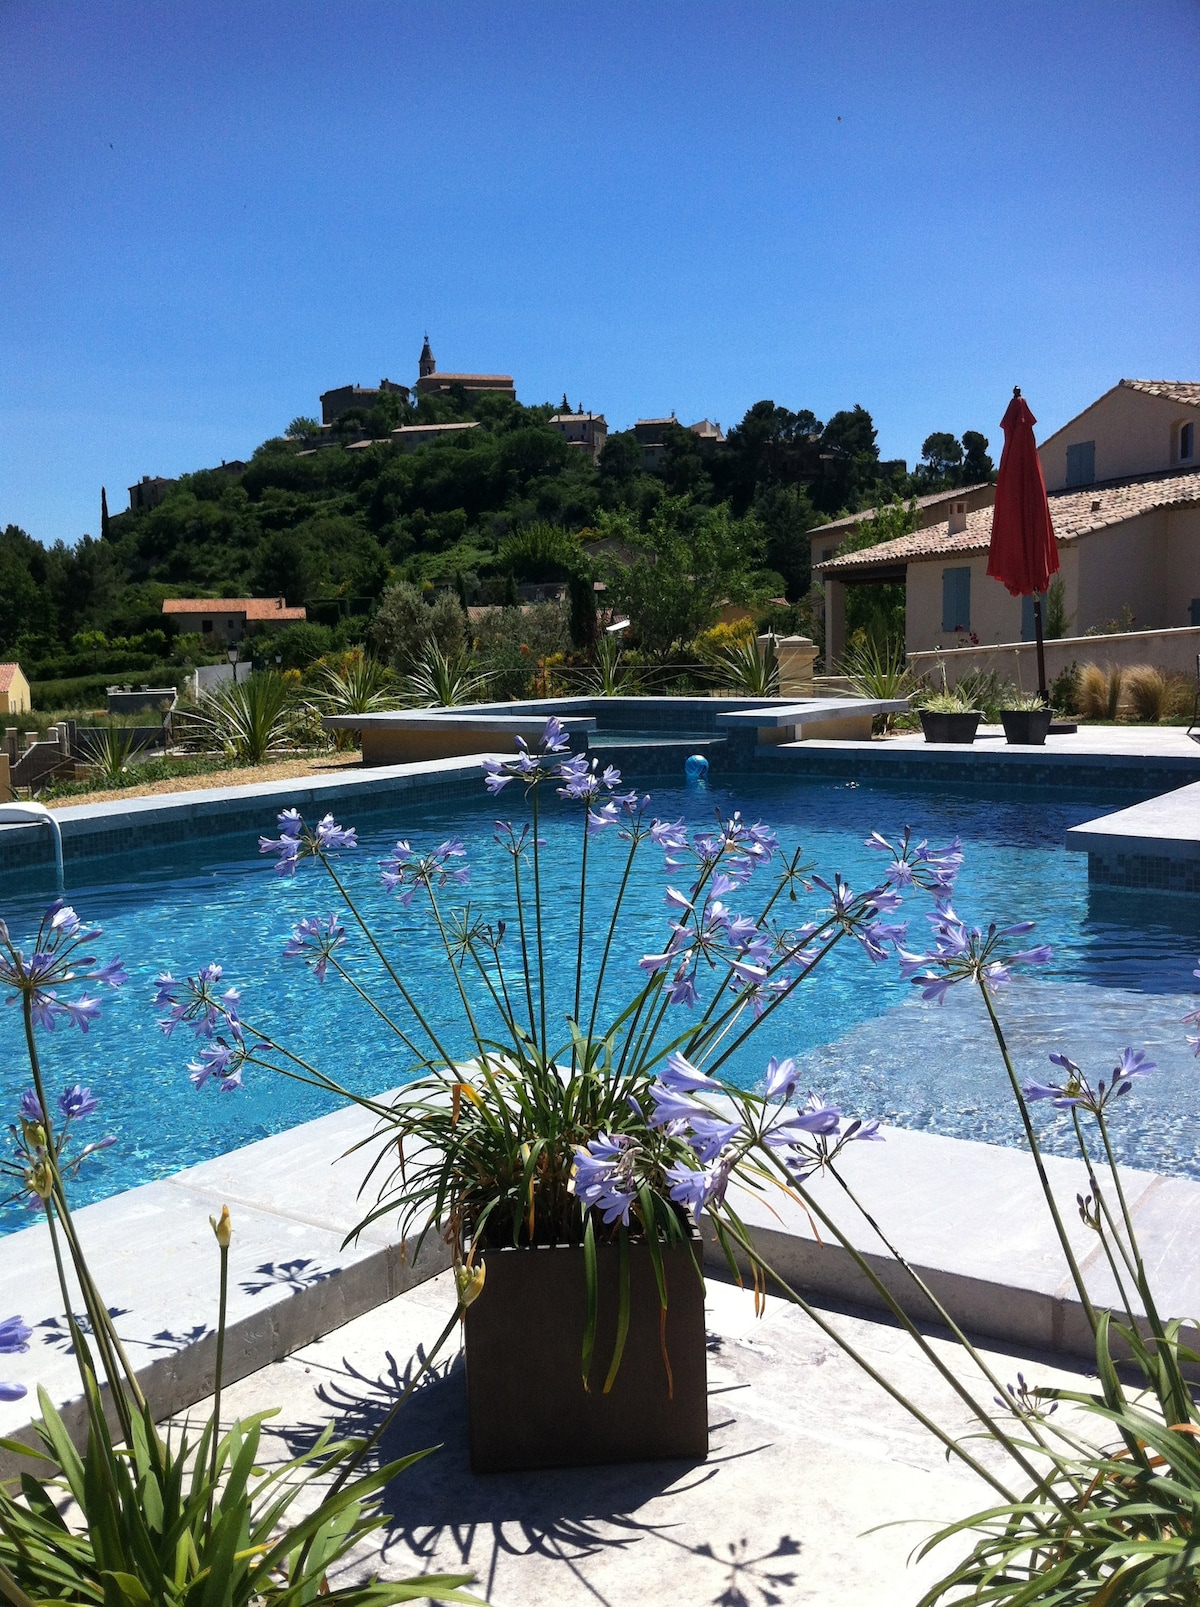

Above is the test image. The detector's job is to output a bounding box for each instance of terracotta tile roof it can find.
[808,482,994,537]
[162,597,308,621]
[1120,379,1200,407]
[815,467,1200,576]
[0,663,24,691]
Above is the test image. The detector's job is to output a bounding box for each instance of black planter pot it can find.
[919,710,981,745]
[1000,709,1053,746]
[464,1239,709,1473]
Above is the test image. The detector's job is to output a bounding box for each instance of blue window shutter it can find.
[1190,598,1200,627]
[1022,594,1037,640]
[1066,441,1096,487]
[942,567,971,632]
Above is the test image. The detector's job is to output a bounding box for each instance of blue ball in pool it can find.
[684,753,709,781]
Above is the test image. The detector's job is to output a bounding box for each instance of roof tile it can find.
[815,467,1200,575]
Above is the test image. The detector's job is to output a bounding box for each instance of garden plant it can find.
[4,718,1199,1600]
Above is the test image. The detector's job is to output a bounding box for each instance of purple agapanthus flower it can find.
[187,1038,245,1094]
[56,1085,99,1122]
[665,1157,734,1222]
[282,912,346,982]
[380,836,470,905]
[17,1088,44,1124]
[659,1052,721,1095]
[480,717,574,795]
[0,901,124,1034]
[763,1056,799,1100]
[571,1134,640,1225]
[156,963,241,1040]
[1024,1046,1156,1114]
[0,1314,30,1402]
[259,809,357,876]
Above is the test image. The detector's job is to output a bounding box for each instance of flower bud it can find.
[210,1204,232,1248]
[454,1261,486,1310]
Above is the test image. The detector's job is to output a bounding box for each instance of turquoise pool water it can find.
[3,773,1198,1235]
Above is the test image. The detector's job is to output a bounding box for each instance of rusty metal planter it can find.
[463,1239,709,1474]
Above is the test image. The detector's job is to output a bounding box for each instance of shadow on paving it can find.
[271,1342,802,1606]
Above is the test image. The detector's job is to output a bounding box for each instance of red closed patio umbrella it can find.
[987,387,1059,701]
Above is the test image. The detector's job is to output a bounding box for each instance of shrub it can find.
[371,581,432,671]
[428,589,467,656]
[693,618,756,658]
[1122,665,1189,723]
[1078,662,1124,721]
[470,600,571,659]
[1049,662,1079,714]
[270,620,335,670]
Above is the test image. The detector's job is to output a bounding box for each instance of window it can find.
[1180,422,1195,463]
[942,567,971,632]
[1190,599,1200,628]
[201,619,213,633]
[1066,441,1096,487]
[1021,593,1037,641]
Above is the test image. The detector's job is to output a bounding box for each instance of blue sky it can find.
[2,1,1197,547]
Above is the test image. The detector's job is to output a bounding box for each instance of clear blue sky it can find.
[2,1,1197,547]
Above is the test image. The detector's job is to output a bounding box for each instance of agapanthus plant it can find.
[164,719,994,1392]
[158,719,1200,1602]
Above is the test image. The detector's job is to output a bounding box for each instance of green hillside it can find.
[1,384,993,681]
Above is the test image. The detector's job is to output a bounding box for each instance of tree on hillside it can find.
[962,430,994,481]
[598,497,762,656]
[920,432,964,481]
[286,417,320,438]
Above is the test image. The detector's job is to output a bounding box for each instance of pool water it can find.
[3,773,1198,1236]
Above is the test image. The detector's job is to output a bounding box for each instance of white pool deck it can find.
[4,726,1200,1600]
[4,1093,1197,1459]
[4,1096,1192,1603]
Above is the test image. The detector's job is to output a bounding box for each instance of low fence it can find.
[911,624,1200,690]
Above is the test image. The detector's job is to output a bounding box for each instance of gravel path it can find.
[46,753,361,809]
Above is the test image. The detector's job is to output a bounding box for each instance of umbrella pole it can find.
[1033,593,1049,704]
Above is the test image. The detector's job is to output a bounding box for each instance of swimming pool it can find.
[3,771,1198,1235]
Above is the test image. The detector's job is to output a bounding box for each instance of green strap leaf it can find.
[601,1229,631,1396]
[581,1214,598,1393]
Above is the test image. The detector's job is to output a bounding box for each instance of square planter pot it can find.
[919,710,981,744]
[1000,709,1053,746]
[464,1238,709,1474]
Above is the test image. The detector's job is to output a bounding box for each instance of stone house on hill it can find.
[815,380,1200,665]
[161,596,307,645]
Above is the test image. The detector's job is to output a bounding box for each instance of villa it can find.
[816,379,1200,665]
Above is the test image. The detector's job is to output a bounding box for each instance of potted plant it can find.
[164,720,933,1473]
[918,685,982,744]
[999,692,1053,746]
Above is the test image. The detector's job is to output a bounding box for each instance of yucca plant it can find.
[77,722,141,787]
[186,672,297,765]
[311,652,399,751]
[703,631,779,696]
[405,643,492,707]
[584,632,640,696]
[841,637,916,729]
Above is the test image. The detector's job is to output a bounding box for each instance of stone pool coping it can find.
[6,722,1200,889]
[0,753,505,877]
[5,1096,1198,1473]
[1066,779,1200,893]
